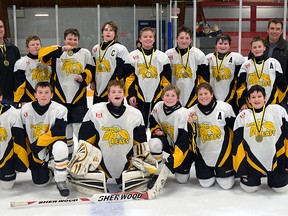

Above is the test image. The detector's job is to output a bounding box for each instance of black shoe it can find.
[147,175,158,189]
[56,181,70,197]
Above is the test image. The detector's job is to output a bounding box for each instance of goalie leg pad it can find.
[122,170,150,192]
[67,140,102,176]
[68,170,107,195]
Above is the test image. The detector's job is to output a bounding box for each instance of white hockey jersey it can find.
[14,55,52,103]
[166,46,208,107]
[79,102,146,178]
[206,52,244,102]
[188,100,235,167]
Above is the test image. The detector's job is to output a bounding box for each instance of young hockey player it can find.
[125,27,172,126]
[165,26,209,108]
[91,21,129,104]
[0,88,28,189]
[21,82,69,196]
[67,80,158,194]
[233,85,288,193]
[14,35,52,107]
[237,36,287,111]
[188,83,235,189]
[206,34,245,114]
[38,28,94,158]
[147,84,192,189]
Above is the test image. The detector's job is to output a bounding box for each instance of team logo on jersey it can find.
[248,72,271,87]
[30,123,50,139]
[137,64,158,79]
[102,125,130,147]
[61,59,83,76]
[161,122,174,140]
[0,127,8,142]
[31,64,51,82]
[198,123,221,143]
[211,66,231,81]
[173,64,192,80]
[96,58,111,73]
[246,120,276,139]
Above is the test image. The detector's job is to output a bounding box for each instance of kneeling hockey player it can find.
[67,80,158,195]
[0,88,28,189]
[21,82,70,196]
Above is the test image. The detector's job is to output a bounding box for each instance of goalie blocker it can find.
[67,141,158,195]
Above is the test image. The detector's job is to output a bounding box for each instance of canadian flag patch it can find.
[96,112,102,118]
[24,112,28,118]
[133,55,139,60]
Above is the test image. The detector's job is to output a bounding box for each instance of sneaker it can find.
[56,181,70,197]
[147,175,158,189]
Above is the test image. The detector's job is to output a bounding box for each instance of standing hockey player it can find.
[14,35,52,106]
[233,85,288,193]
[147,84,192,189]
[206,34,245,114]
[237,36,287,111]
[91,21,129,104]
[165,26,209,108]
[0,88,28,189]
[21,82,69,196]
[188,83,235,189]
[67,80,158,194]
[125,27,171,126]
[39,28,94,158]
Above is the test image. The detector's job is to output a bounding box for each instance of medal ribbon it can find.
[99,40,115,63]
[0,43,7,59]
[177,47,190,69]
[252,104,266,137]
[215,52,228,76]
[141,48,154,69]
[253,59,265,79]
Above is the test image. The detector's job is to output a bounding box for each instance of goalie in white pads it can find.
[67,80,158,195]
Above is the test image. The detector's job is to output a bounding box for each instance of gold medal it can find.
[3,59,9,66]
[255,135,263,142]
[68,50,74,56]
[192,115,198,121]
[98,63,103,71]
[216,75,221,82]
[146,71,152,78]
[183,72,188,78]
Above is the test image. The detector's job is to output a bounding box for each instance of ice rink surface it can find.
[2,97,287,216]
[2,166,287,216]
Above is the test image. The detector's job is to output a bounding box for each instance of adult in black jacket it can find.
[264,18,288,82]
[0,20,20,106]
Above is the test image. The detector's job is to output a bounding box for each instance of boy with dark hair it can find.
[233,84,288,193]
[39,28,94,158]
[21,81,69,196]
[165,25,209,108]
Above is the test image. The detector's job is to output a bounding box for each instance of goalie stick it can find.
[10,164,170,208]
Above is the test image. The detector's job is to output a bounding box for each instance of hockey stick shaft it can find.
[10,165,170,207]
[10,197,91,208]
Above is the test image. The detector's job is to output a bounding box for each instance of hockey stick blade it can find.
[10,165,170,207]
[91,164,170,202]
